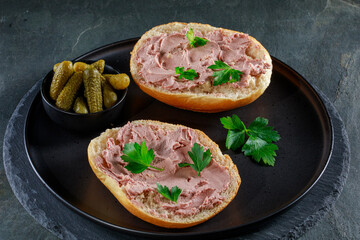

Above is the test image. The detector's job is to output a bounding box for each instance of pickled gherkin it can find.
[74,59,105,73]
[91,59,105,74]
[55,72,83,111]
[83,87,88,100]
[73,62,88,72]
[103,82,118,109]
[53,62,60,72]
[50,61,74,100]
[83,68,103,113]
[103,73,130,90]
[73,97,88,114]
[100,75,106,85]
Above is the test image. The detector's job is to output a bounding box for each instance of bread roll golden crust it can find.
[130,22,272,113]
[88,120,241,228]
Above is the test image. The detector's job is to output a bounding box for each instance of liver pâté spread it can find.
[95,122,230,218]
[136,29,271,91]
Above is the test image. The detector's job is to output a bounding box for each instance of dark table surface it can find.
[1,0,359,239]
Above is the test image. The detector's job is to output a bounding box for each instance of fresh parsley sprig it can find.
[220,115,281,166]
[156,183,182,203]
[121,141,164,173]
[175,67,198,80]
[178,143,212,176]
[186,28,209,48]
[208,60,243,86]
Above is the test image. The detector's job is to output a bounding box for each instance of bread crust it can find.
[88,120,241,228]
[130,22,272,113]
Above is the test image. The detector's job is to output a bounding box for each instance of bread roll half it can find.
[88,120,241,228]
[130,22,272,112]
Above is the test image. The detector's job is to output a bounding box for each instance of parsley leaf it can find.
[220,114,245,130]
[220,115,280,166]
[226,129,246,151]
[242,136,278,166]
[220,115,246,150]
[178,143,212,176]
[121,141,164,173]
[208,60,243,86]
[248,117,281,143]
[175,67,198,80]
[156,183,182,203]
[186,28,209,48]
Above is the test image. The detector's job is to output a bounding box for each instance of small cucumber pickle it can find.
[48,59,129,114]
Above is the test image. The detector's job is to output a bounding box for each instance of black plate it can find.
[25,38,332,238]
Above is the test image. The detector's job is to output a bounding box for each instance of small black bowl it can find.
[41,61,127,132]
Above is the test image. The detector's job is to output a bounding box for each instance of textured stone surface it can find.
[0,0,359,239]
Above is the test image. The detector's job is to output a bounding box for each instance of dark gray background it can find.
[1,0,359,239]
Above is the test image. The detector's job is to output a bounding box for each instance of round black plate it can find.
[24,39,332,238]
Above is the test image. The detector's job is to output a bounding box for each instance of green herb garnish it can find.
[208,60,243,86]
[178,143,212,176]
[156,183,182,203]
[186,28,209,48]
[175,67,198,80]
[121,141,164,173]
[220,115,281,166]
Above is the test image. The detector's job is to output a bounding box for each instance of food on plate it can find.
[48,59,130,114]
[50,61,74,100]
[73,96,88,114]
[130,22,272,113]
[87,120,241,228]
[83,68,103,113]
[220,115,281,166]
[73,60,105,73]
[89,59,105,74]
[102,82,118,109]
[103,73,131,90]
[55,72,83,111]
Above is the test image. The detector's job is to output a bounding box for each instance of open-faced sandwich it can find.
[88,120,241,228]
[130,22,272,112]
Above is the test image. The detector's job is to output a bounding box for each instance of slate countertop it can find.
[1,0,359,239]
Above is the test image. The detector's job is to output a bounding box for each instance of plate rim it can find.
[23,38,334,238]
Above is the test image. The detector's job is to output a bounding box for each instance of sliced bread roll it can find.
[130,22,272,112]
[88,120,241,228]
